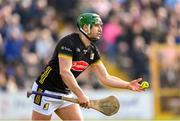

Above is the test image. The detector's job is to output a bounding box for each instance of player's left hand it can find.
[127,78,144,91]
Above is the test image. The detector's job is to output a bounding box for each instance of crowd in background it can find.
[0,0,180,93]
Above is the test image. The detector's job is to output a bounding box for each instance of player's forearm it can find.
[101,75,130,89]
[60,71,85,97]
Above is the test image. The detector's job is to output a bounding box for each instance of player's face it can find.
[89,24,102,40]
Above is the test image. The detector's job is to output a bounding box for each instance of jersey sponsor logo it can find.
[61,46,72,52]
[71,61,89,71]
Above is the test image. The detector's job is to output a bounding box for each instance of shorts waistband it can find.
[33,82,71,95]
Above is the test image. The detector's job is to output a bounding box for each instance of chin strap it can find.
[77,24,98,43]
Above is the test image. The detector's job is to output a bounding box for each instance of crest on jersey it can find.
[90,53,94,60]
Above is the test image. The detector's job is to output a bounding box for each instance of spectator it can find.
[103,11,123,60]
[131,35,150,82]
[0,0,179,92]
[3,27,24,65]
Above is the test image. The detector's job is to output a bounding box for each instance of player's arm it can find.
[58,55,83,96]
[58,54,90,107]
[90,60,143,91]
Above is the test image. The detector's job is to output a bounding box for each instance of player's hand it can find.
[77,94,90,108]
[127,78,144,92]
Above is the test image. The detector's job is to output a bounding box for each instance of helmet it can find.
[77,13,103,30]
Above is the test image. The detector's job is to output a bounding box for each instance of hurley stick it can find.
[27,91,120,116]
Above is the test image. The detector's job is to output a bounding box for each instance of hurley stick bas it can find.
[27,91,120,116]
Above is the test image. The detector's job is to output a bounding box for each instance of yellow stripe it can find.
[58,54,72,60]
[92,59,101,65]
[34,88,43,105]
[39,66,52,84]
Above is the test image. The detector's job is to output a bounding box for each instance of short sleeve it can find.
[57,38,74,58]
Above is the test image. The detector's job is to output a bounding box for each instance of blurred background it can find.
[0,0,179,120]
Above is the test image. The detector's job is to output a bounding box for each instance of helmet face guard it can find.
[77,13,103,41]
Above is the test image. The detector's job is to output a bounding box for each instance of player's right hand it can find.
[77,94,90,108]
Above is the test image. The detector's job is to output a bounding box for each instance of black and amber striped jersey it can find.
[35,33,101,93]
